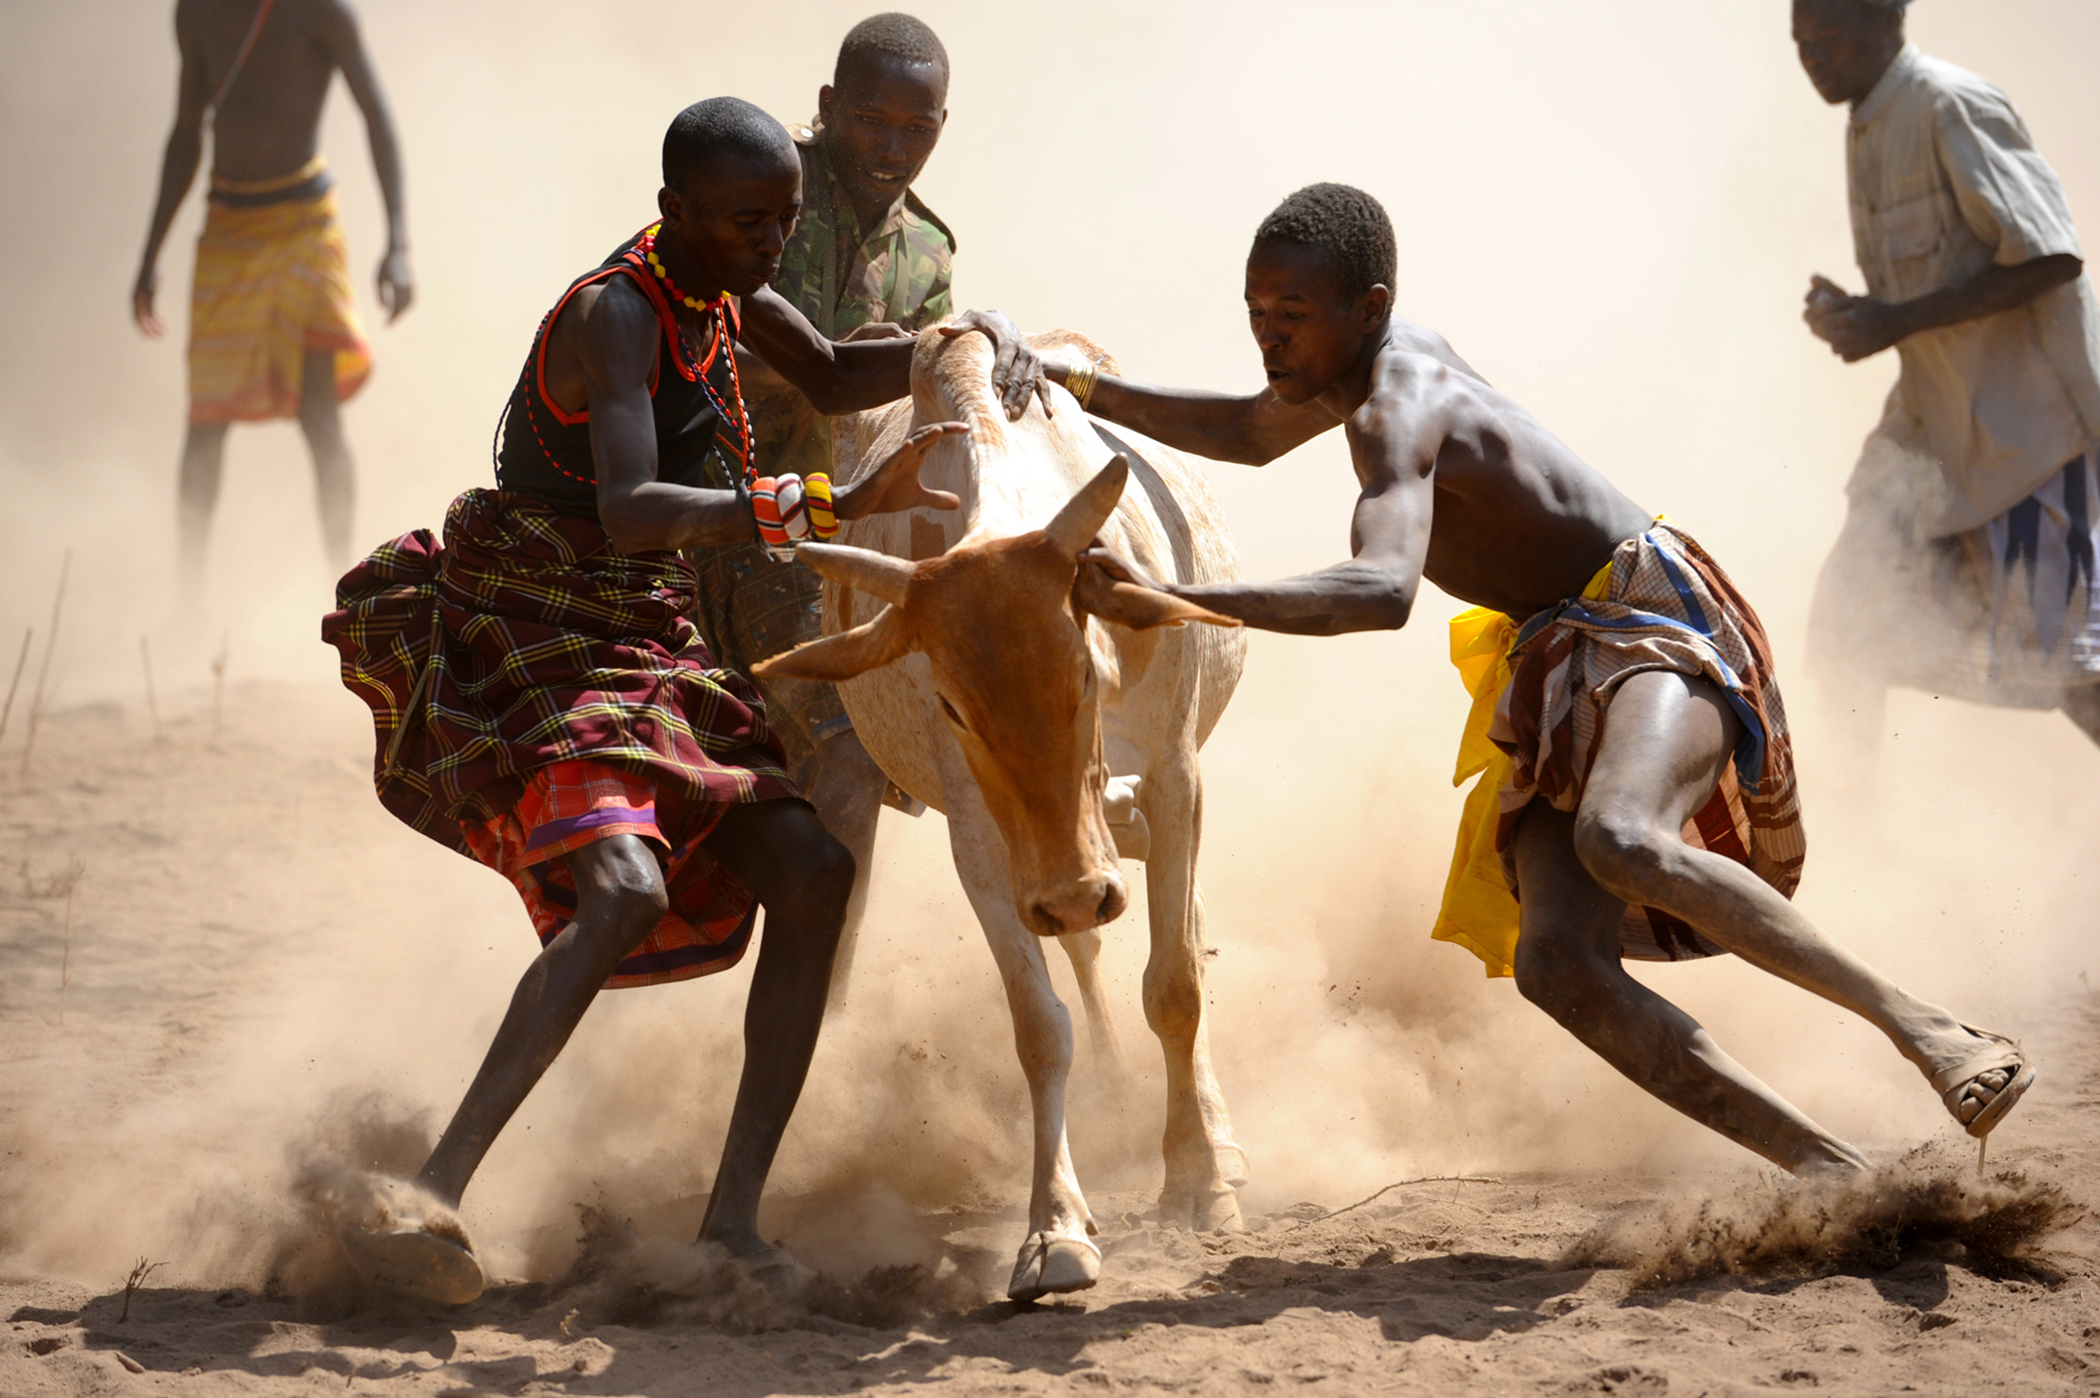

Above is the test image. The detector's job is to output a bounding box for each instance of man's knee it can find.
[300,402,345,449]
[569,838,670,943]
[745,805,855,926]
[793,825,856,920]
[1571,805,1679,903]
[1512,929,1619,1031]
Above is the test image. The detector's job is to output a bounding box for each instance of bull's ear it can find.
[753,606,914,682]
[1073,563,1241,630]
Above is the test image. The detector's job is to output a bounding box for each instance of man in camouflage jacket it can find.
[694,12,956,1000]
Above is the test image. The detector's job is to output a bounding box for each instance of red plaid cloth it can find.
[1493,523,1806,963]
[463,759,755,987]
[323,488,797,984]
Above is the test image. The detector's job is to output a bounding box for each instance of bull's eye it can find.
[937,693,968,730]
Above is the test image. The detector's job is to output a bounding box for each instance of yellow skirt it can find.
[187,180,371,423]
[1430,560,1613,978]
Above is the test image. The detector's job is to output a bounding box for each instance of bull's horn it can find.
[795,542,913,606]
[1043,454,1130,558]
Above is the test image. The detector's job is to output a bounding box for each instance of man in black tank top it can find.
[323,96,1044,1302]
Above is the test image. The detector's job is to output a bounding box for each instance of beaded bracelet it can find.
[748,471,841,560]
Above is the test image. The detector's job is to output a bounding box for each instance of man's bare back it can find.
[1350,318,1653,620]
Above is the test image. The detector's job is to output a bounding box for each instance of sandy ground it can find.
[0,686,2092,1398]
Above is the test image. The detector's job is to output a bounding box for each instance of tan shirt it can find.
[1849,44,2100,534]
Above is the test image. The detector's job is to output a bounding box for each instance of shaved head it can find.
[662,96,796,192]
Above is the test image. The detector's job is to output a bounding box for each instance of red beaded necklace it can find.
[633,224,753,480]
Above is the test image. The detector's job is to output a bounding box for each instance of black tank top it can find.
[494,229,749,518]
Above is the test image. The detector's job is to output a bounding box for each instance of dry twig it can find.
[1289,1174,1506,1228]
[210,633,230,740]
[140,636,162,740]
[20,549,71,777]
[118,1257,162,1323]
[59,881,75,1022]
[0,627,30,750]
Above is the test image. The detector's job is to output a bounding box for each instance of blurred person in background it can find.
[702,13,959,1002]
[1796,0,2100,743]
[132,0,412,596]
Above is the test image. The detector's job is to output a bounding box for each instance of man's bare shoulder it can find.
[1387,317,1490,382]
[306,0,367,49]
[570,274,664,377]
[1357,337,1493,437]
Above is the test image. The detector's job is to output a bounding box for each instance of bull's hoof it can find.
[339,1221,484,1306]
[1193,1185,1244,1234]
[1215,1140,1251,1189]
[1007,1231,1101,1303]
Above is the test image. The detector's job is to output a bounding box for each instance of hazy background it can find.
[2,0,2098,1284]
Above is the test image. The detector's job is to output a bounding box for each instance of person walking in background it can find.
[1795,0,2100,741]
[133,0,412,594]
[701,13,959,999]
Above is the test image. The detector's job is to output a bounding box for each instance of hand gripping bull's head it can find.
[754,454,1237,937]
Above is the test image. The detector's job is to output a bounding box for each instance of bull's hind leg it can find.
[943,776,1101,1301]
[1141,760,1245,1232]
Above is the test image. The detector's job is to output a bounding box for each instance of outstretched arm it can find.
[740,293,1046,419]
[133,5,212,338]
[321,0,412,321]
[1083,374,1446,635]
[1044,362,1339,466]
[1804,256,2082,362]
[581,280,962,555]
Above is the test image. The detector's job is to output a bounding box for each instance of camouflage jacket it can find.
[773,126,955,339]
[735,127,956,484]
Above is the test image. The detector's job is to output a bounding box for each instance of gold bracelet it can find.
[1065,358,1099,410]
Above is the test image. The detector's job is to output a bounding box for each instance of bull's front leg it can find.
[1057,928,1131,1088]
[942,775,1101,1301]
[1142,760,1246,1232]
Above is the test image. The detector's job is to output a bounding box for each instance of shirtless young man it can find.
[323,97,1039,1302]
[1072,183,2033,1173]
[135,0,411,588]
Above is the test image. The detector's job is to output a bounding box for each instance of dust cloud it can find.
[2,0,2098,1297]
[1564,1145,2083,1290]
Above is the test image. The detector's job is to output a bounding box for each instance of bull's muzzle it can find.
[1024,869,1129,938]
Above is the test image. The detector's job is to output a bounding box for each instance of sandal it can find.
[1928,1024,2036,1140]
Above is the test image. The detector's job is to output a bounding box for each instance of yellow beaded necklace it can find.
[636,221,720,313]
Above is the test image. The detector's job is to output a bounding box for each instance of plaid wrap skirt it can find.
[323,488,797,984]
[1496,524,1807,960]
[1434,524,1807,976]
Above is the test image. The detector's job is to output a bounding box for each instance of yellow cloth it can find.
[187,181,371,423]
[1430,559,1615,978]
